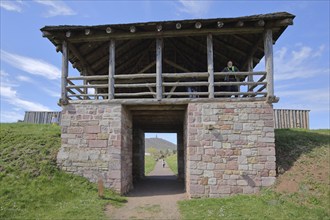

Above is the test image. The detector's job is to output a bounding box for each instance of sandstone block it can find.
[207,163,215,170]
[200,177,208,185]
[258,147,275,156]
[67,127,83,134]
[203,170,214,178]
[241,149,252,156]
[208,178,217,185]
[85,126,100,134]
[213,141,222,148]
[261,177,276,186]
[242,186,255,194]
[237,179,248,186]
[190,184,205,194]
[210,185,231,194]
[89,140,108,148]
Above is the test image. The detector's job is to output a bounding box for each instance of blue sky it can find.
[1,0,329,139]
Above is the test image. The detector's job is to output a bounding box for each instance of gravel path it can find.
[107,160,186,219]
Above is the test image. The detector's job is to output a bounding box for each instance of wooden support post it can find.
[156,38,163,101]
[247,57,254,91]
[61,40,68,105]
[108,39,115,99]
[264,29,274,98]
[207,34,214,98]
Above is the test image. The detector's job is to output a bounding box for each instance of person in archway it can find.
[162,159,165,168]
[222,60,239,97]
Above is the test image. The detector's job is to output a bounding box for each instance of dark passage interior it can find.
[129,105,186,195]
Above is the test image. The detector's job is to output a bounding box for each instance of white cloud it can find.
[17,75,33,82]
[0,85,51,111]
[177,0,212,17]
[0,111,24,122]
[43,87,60,98]
[0,1,23,12]
[1,69,19,88]
[274,45,329,81]
[276,88,330,112]
[34,0,76,17]
[1,50,61,80]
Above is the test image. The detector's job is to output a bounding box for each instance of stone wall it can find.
[58,103,132,194]
[185,102,276,198]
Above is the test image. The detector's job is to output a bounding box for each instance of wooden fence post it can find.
[247,57,254,92]
[207,34,214,98]
[108,39,115,99]
[264,29,274,99]
[156,38,163,101]
[61,40,68,105]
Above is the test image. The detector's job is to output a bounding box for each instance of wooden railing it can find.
[65,71,268,101]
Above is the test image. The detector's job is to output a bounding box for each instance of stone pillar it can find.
[185,102,276,198]
[58,103,133,194]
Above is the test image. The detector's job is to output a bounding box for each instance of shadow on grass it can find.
[275,129,329,175]
[100,196,128,203]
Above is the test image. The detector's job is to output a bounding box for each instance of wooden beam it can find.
[167,38,202,70]
[247,56,254,91]
[213,36,247,57]
[61,40,68,105]
[264,29,274,98]
[186,36,230,64]
[108,39,115,99]
[114,73,156,79]
[167,38,203,71]
[129,41,154,74]
[67,84,108,89]
[137,61,156,74]
[67,75,108,80]
[164,59,190,72]
[156,38,163,101]
[64,27,266,43]
[115,92,156,97]
[242,36,263,70]
[207,34,214,98]
[67,97,268,105]
[115,40,152,73]
[115,83,156,88]
[67,43,95,75]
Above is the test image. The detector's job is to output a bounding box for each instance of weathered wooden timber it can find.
[42,12,294,103]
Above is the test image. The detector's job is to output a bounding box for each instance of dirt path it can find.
[106,160,186,219]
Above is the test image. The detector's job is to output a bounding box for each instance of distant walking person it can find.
[222,60,239,97]
[51,114,58,125]
[162,159,165,168]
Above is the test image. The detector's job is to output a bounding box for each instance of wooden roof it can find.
[41,12,295,76]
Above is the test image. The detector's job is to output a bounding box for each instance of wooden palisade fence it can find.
[23,111,61,125]
[274,109,310,129]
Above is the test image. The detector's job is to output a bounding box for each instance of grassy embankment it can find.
[179,129,330,219]
[0,123,126,220]
[165,154,178,175]
[145,155,157,175]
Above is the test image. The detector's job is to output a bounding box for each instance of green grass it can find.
[0,123,126,220]
[165,154,178,175]
[145,155,156,175]
[179,129,330,219]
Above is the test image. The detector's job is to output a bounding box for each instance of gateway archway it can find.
[130,105,186,187]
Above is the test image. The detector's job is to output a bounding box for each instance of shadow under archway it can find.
[129,161,185,197]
